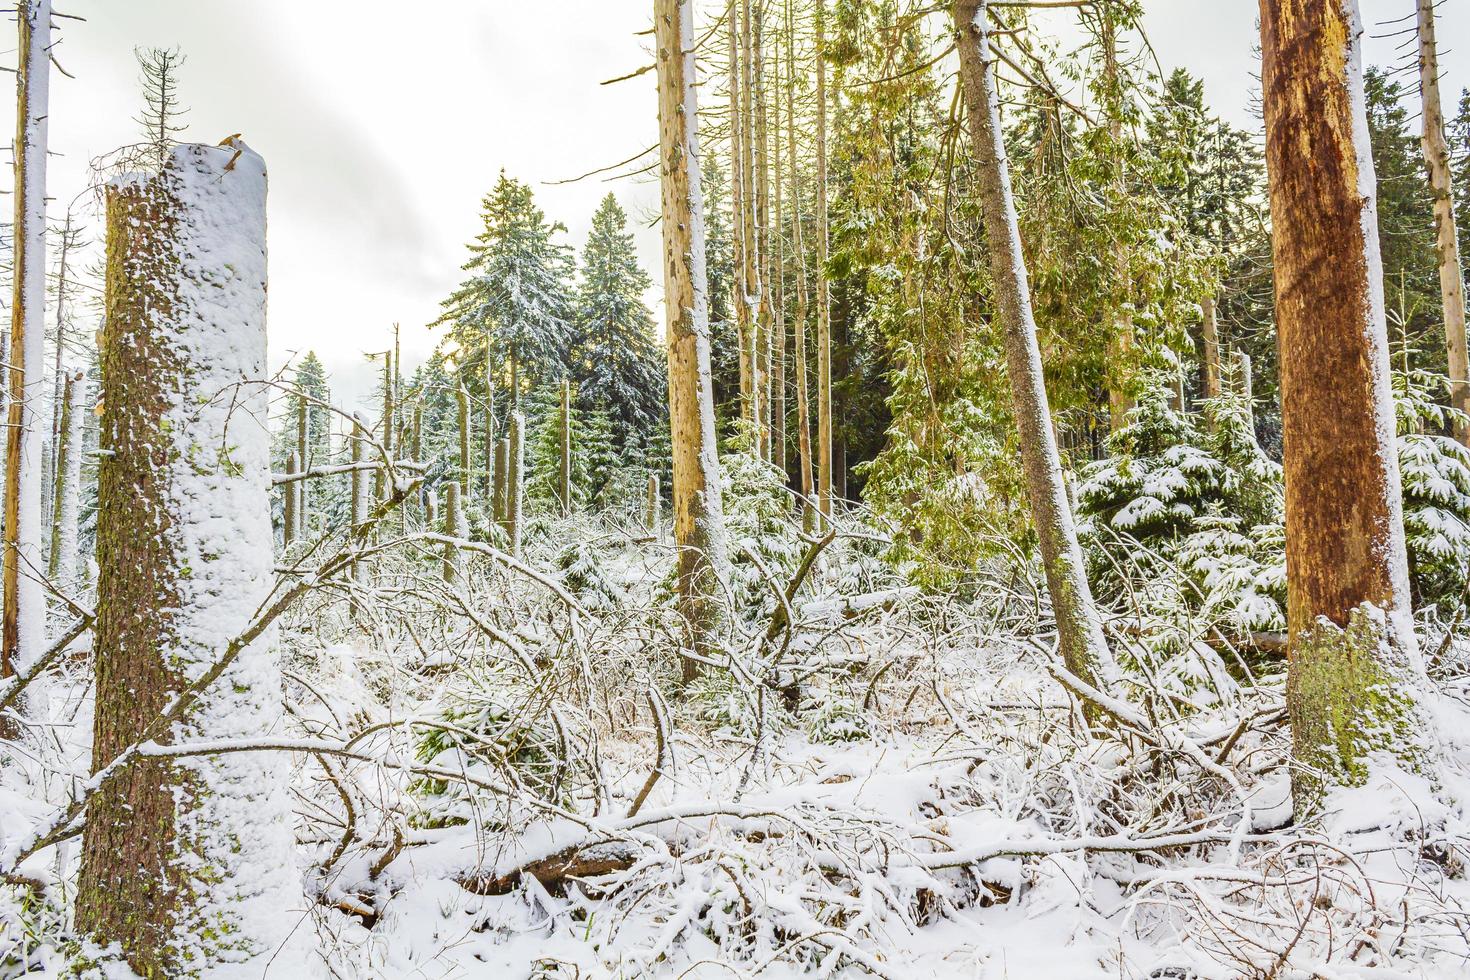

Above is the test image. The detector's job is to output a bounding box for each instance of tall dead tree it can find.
[787,0,814,520]
[457,383,472,507]
[771,22,787,473]
[507,411,524,556]
[657,0,731,674]
[741,0,764,449]
[815,0,833,519]
[1416,0,1469,444]
[953,0,1114,693]
[77,140,299,974]
[729,0,751,419]
[296,389,310,535]
[1259,0,1439,812]
[3,0,53,703]
[1100,4,1135,432]
[754,2,773,461]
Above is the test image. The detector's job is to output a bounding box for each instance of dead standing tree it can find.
[657,0,732,676]
[76,140,300,974]
[1259,0,1440,811]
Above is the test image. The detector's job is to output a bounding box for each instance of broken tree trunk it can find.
[76,140,300,974]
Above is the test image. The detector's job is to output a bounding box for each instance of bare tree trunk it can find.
[45,212,74,528]
[755,3,773,461]
[494,436,509,527]
[485,369,496,499]
[283,451,299,547]
[787,0,813,521]
[46,367,83,585]
[457,383,471,508]
[1101,5,1135,433]
[741,0,764,450]
[771,18,787,474]
[953,0,1114,694]
[815,0,833,520]
[1234,350,1254,431]
[507,411,524,557]
[1201,293,1221,400]
[657,0,731,674]
[729,0,751,420]
[376,348,394,503]
[560,378,573,516]
[1259,0,1438,813]
[1417,0,1470,444]
[350,411,368,620]
[297,389,310,535]
[647,473,661,538]
[77,141,298,973]
[3,0,52,707]
[443,482,464,586]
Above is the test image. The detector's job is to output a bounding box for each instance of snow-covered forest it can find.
[6,0,1470,976]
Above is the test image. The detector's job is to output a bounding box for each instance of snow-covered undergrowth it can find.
[5,495,1470,978]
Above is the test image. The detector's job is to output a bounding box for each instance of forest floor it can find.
[5,501,1470,978]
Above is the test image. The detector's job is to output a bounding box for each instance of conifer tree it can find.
[571,193,666,449]
[439,171,573,409]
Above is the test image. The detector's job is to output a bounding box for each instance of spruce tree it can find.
[571,193,666,450]
[438,171,573,407]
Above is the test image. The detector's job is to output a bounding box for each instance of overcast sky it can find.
[13,0,1469,411]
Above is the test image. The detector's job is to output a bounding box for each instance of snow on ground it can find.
[5,503,1470,978]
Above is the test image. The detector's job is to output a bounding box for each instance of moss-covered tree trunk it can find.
[657,0,731,677]
[1259,0,1439,813]
[953,0,1115,695]
[76,140,299,976]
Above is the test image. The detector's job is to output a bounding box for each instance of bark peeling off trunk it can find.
[1259,0,1437,814]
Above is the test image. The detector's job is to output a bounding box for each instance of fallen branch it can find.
[766,529,837,640]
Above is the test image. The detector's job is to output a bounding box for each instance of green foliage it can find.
[1395,368,1470,612]
[412,668,565,828]
[1078,380,1286,631]
[437,171,574,396]
[721,423,804,616]
[524,382,616,513]
[570,194,666,451]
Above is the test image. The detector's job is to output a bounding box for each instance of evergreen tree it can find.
[1365,67,1441,378]
[524,382,616,512]
[295,351,330,464]
[438,171,574,405]
[571,194,666,450]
